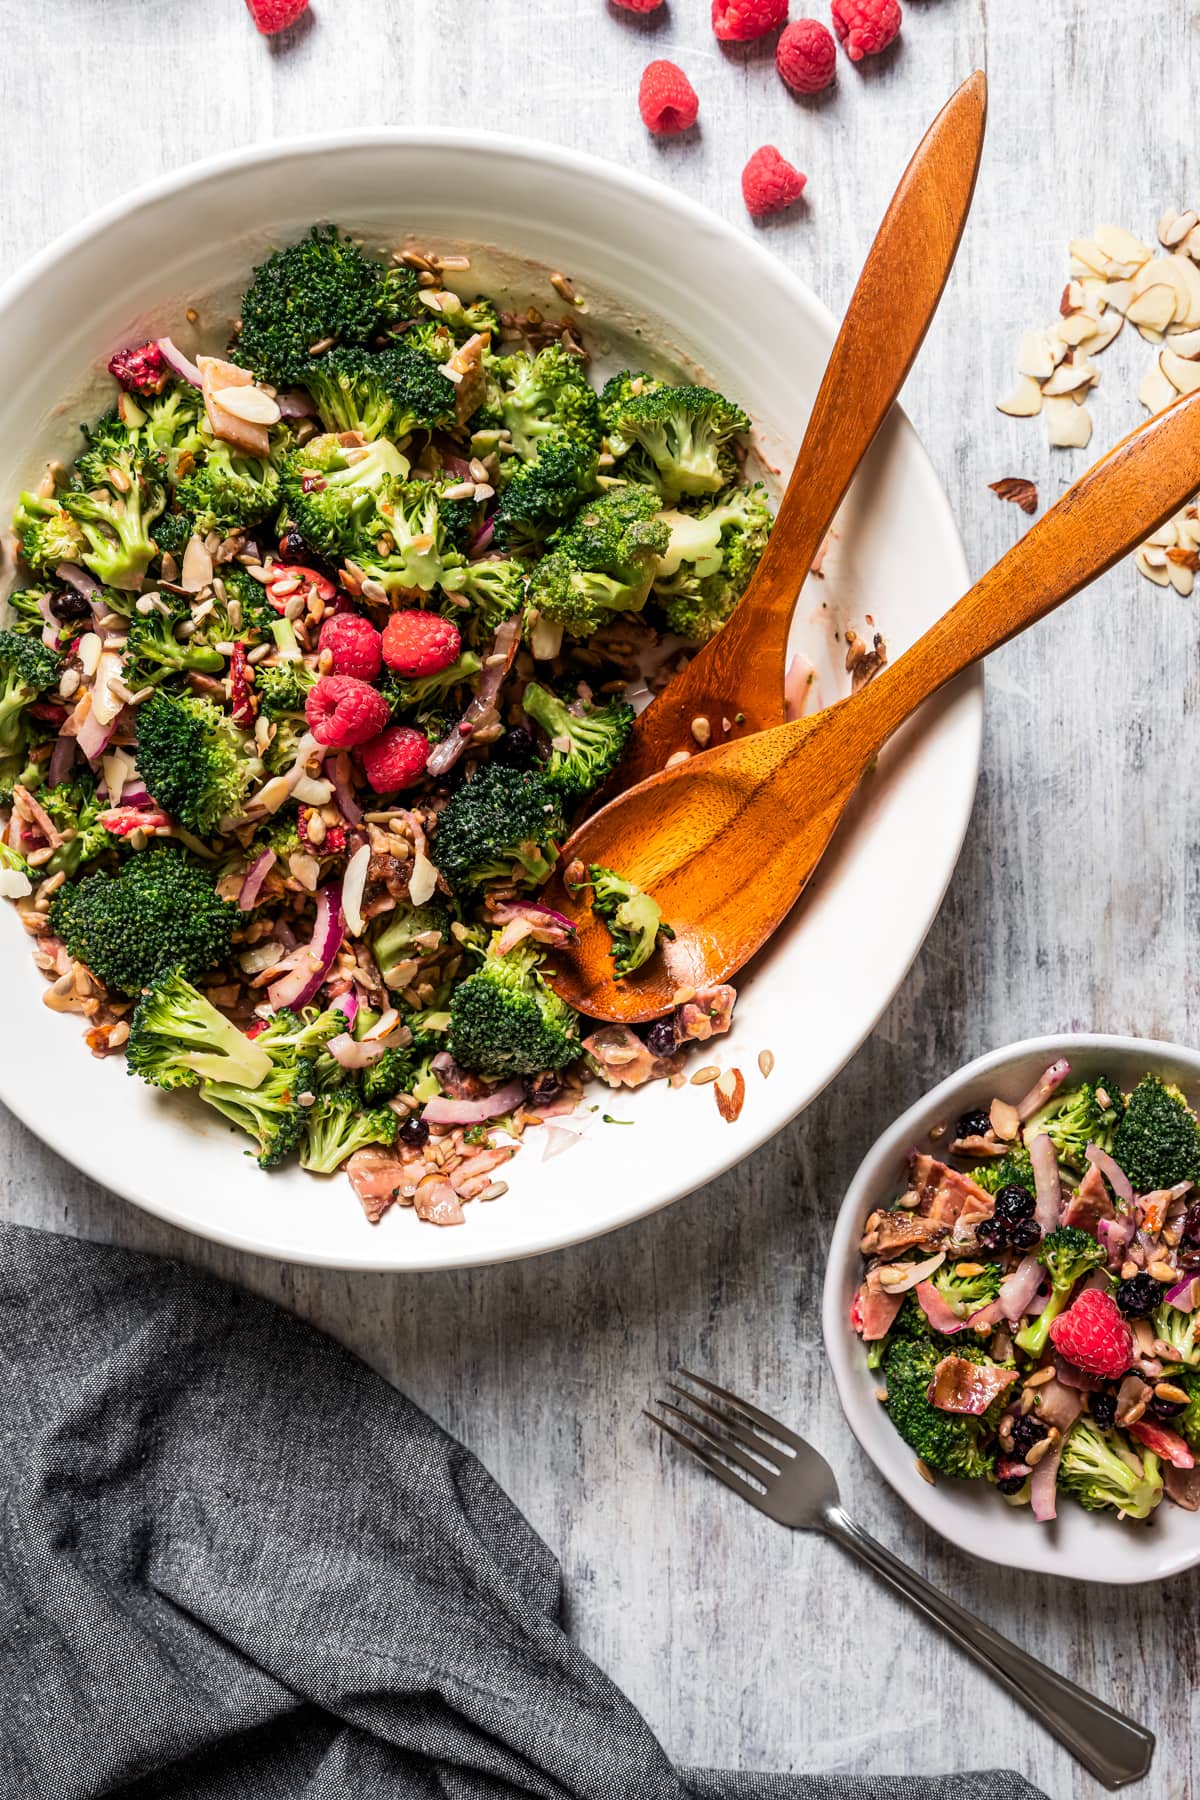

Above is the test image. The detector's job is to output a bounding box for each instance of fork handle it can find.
[819,1503,1153,1790]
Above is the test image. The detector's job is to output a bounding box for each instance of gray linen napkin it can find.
[0,1221,1043,1800]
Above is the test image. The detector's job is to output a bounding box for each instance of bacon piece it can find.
[859,1208,947,1259]
[1061,1161,1115,1237]
[346,1147,409,1225]
[583,1024,682,1089]
[926,1354,1017,1416]
[854,1270,904,1341]
[413,1173,464,1227]
[675,984,736,1042]
[907,1153,994,1229]
[1127,1418,1195,1470]
[197,354,271,458]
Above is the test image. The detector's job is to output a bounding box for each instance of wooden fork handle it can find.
[865,386,1200,746]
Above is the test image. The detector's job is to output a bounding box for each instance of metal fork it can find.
[647,1370,1153,1791]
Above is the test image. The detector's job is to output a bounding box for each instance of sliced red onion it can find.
[1029,1133,1062,1233]
[267,881,344,1012]
[468,517,496,557]
[47,733,77,786]
[238,847,276,911]
[157,336,203,388]
[1097,1212,1136,1271]
[426,615,520,777]
[882,1252,946,1296]
[915,1278,966,1334]
[1018,1059,1070,1122]
[1030,1395,1082,1522]
[1165,1273,1200,1312]
[1085,1143,1133,1204]
[328,752,362,826]
[422,1081,525,1126]
[75,705,118,764]
[490,898,577,952]
[330,987,359,1029]
[998,1253,1044,1324]
[55,562,100,598]
[328,1032,388,1070]
[276,387,317,419]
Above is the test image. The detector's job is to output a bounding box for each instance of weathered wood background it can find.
[2,3,1198,1795]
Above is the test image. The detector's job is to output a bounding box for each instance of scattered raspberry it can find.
[381,609,461,678]
[244,0,310,33]
[777,18,837,91]
[611,0,663,11]
[298,805,346,855]
[712,0,787,39]
[1049,1289,1134,1380]
[638,62,700,135]
[831,0,901,61]
[319,612,383,681]
[741,146,808,219]
[360,726,431,794]
[107,342,170,397]
[229,641,256,726]
[305,675,391,750]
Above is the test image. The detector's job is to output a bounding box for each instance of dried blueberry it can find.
[1149,1394,1186,1421]
[956,1107,993,1140]
[491,724,537,769]
[993,1184,1036,1223]
[399,1117,429,1149]
[644,1019,678,1059]
[976,1217,1010,1251]
[49,585,92,624]
[1183,1201,1200,1246]
[1089,1392,1117,1429]
[1114,1272,1164,1318]
[1009,1218,1043,1251]
[995,1473,1027,1496]
[1011,1413,1048,1457]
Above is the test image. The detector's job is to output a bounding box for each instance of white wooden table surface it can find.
[2,2,1197,1795]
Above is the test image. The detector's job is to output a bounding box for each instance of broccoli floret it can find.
[653,484,773,645]
[2,585,57,637]
[1178,1372,1200,1450]
[123,598,226,688]
[1024,1077,1124,1172]
[385,345,458,437]
[174,434,281,535]
[280,433,407,558]
[609,382,750,500]
[37,776,109,878]
[379,652,482,729]
[62,436,166,590]
[370,901,451,981]
[598,370,663,457]
[0,838,33,884]
[1014,1226,1107,1360]
[12,492,87,578]
[299,1090,399,1173]
[136,383,208,472]
[492,438,598,556]
[454,559,528,636]
[930,1260,1004,1320]
[586,864,674,978]
[482,347,601,462]
[882,1335,997,1479]
[968,1147,1036,1196]
[235,225,420,390]
[527,486,667,638]
[403,318,457,364]
[135,690,263,835]
[1111,1075,1200,1192]
[448,937,580,1078]
[1152,1301,1200,1368]
[889,1292,937,1343]
[1059,1417,1163,1518]
[433,762,565,893]
[434,291,499,342]
[198,1003,345,1170]
[0,631,62,758]
[301,346,399,440]
[152,509,198,560]
[255,660,317,719]
[126,966,273,1091]
[522,682,633,799]
[354,477,473,595]
[48,847,237,995]
[357,1046,418,1105]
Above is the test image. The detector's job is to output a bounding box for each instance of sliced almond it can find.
[180,533,214,593]
[1183,222,1200,263]
[1080,275,1113,311]
[1139,361,1177,414]
[1144,518,1180,548]
[1132,254,1200,329]
[1056,311,1100,347]
[1099,278,1135,317]
[1168,557,1196,596]
[1069,236,1111,278]
[211,384,282,426]
[1164,324,1200,358]
[990,1097,1020,1141]
[1095,222,1154,268]
[997,375,1044,418]
[1061,279,1087,314]
[1161,347,1200,395]
[1082,310,1124,355]
[1043,357,1096,396]
[1159,208,1199,249]
[1044,394,1093,448]
[1017,330,1056,380]
[1135,546,1171,586]
[1126,284,1177,337]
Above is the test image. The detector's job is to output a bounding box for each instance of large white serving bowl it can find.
[823,1034,1200,1582]
[0,131,979,1270]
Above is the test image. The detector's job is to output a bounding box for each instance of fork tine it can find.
[656,1399,775,1485]
[645,1409,771,1513]
[676,1367,803,1452]
[668,1382,789,1467]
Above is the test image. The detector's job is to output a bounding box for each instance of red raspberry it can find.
[612,0,663,11]
[831,0,901,61]
[360,726,431,794]
[712,0,786,38]
[741,146,807,219]
[1049,1289,1134,1380]
[305,675,390,750]
[381,610,461,678]
[107,342,170,397]
[638,62,699,135]
[319,612,382,680]
[777,18,837,91]
[244,0,310,33]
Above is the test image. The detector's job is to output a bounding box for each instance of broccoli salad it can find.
[852,1062,1200,1522]
[0,225,767,1226]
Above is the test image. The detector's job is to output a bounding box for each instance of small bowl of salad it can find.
[822,1034,1200,1582]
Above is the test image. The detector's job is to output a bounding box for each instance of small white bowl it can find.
[822,1033,1200,1583]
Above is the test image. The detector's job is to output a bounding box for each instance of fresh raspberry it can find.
[712,0,787,39]
[741,146,808,218]
[638,62,700,135]
[360,726,431,794]
[612,0,663,11]
[1049,1289,1134,1380]
[319,612,383,680]
[305,675,391,750]
[381,609,461,678]
[777,18,837,91]
[107,342,170,397]
[831,0,901,61]
[244,0,310,33]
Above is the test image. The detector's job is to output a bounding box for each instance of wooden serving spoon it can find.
[608,69,988,796]
[547,386,1200,1022]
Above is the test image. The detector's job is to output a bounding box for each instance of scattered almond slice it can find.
[1139,361,1177,413]
[1159,208,1199,249]
[1099,278,1135,317]
[1135,546,1172,586]
[1056,311,1100,347]
[1044,394,1092,448]
[1144,519,1180,548]
[1043,358,1096,396]
[1126,284,1177,337]
[1165,324,1200,358]
[1060,279,1088,315]
[1168,557,1196,597]
[1017,330,1056,380]
[997,375,1044,418]
[1095,222,1154,269]
[1069,237,1111,278]
[211,384,281,426]
[1161,347,1200,395]
[1082,310,1124,355]
[988,476,1038,515]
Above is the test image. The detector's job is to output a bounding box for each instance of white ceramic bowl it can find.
[0,131,980,1270]
[823,1033,1200,1583]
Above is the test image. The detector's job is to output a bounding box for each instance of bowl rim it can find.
[0,128,980,1270]
[821,1031,1200,1583]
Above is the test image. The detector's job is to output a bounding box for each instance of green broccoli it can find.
[1014,1226,1107,1360]
[235,225,420,390]
[62,436,166,590]
[598,370,663,456]
[48,847,237,995]
[481,346,601,462]
[968,1147,1036,1196]
[300,346,400,440]
[174,434,281,535]
[198,1004,346,1170]
[126,966,274,1090]
[135,690,263,835]
[432,291,499,343]
[123,598,226,688]
[454,559,528,636]
[608,382,750,500]
[1111,1075,1200,1192]
[370,901,451,984]
[12,492,87,578]
[152,508,198,561]
[521,682,634,800]
[930,1260,1004,1320]
[3,585,58,637]
[355,478,473,595]
[527,486,667,638]
[134,383,207,474]
[1151,1300,1200,1368]
[0,631,62,758]
[37,777,109,878]
[881,1334,998,1479]
[492,438,598,556]
[586,864,674,979]
[433,762,565,893]
[378,652,482,728]
[358,1044,440,1105]
[448,937,580,1078]
[1178,1372,1200,1451]
[1058,1417,1163,1518]
[385,345,459,437]
[652,485,773,644]
[0,838,33,885]
[279,434,407,558]
[255,660,317,719]
[1023,1077,1124,1172]
[299,1090,399,1173]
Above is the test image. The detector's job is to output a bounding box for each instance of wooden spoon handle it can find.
[861,387,1200,747]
